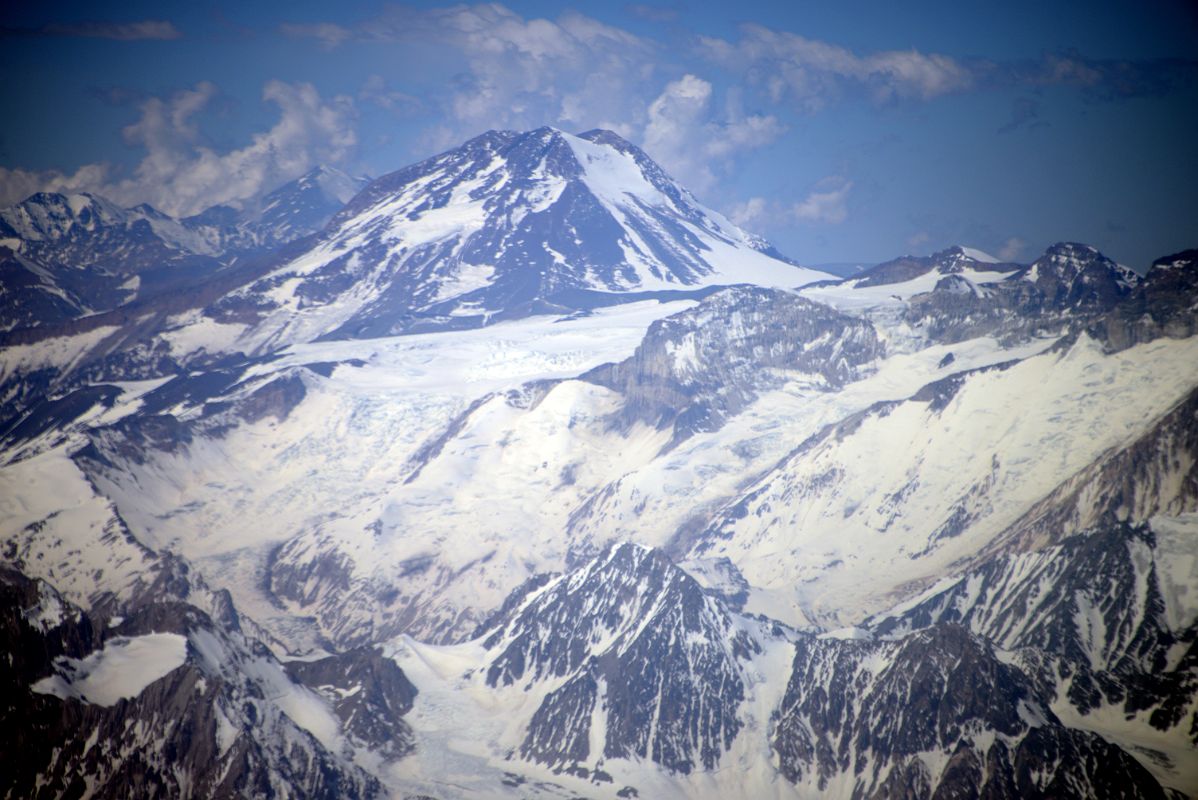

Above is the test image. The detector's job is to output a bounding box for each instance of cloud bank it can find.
[5,3,1193,233]
[0,81,356,216]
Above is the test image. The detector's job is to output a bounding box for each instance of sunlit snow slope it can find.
[1,118,1196,800]
[205,126,831,353]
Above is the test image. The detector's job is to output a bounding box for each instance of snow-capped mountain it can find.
[477,542,762,774]
[0,167,368,334]
[1,124,1196,799]
[189,164,370,253]
[207,126,832,351]
[0,192,229,331]
[250,164,369,248]
[582,285,884,448]
[850,244,1016,288]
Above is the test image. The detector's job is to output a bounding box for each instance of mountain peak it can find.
[942,245,1003,264]
[212,126,833,348]
[0,191,131,242]
[1030,241,1134,281]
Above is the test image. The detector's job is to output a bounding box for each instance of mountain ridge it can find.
[0,126,1196,799]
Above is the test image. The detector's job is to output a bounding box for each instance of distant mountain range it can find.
[1,127,1195,800]
[0,165,368,333]
[810,261,874,278]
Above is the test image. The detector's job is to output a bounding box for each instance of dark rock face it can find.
[473,541,1187,798]
[775,625,1033,788]
[244,166,369,250]
[2,120,1196,800]
[0,568,382,800]
[0,245,88,332]
[0,168,365,334]
[0,192,227,330]
[863,521,1198,754]
[584,285,883,447]
[0,383,121,453]
[899,242,1193,349]
[853,246,1017,289]
[480,543,761,773]
[1094,249,1198,350]
[984,384,1198,556]
[264,528,471,648]
[68,363,320,475]
[286,647,418,759]
[772,624,1170,799]
[1018,242,1140,312]
[867,524,1180,671]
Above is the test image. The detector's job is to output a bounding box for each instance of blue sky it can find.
[1,1,1195,267]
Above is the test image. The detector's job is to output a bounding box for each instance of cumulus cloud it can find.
[277,5,663,152]
[723,178,852,235]
[1,81,357,216]
[643,75,717,189]
[404,5,658,144]
[279,5,783,197]
[997,237,1026,261]
[642,75,786,194]
[700,24,972,111]
[728,196,769,229]
[118,80,357,216]
[3,20,181,40]
[703,112,786,159]
[0,164,112,207]
[792,177,852,225]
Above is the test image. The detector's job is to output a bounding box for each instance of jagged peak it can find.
[10,190,112,213]
[577,127,639,154]
[1045,240,1102,256]
[1025,241,1139,287]
[1149,248,1198,273]
[937,245,1004,264]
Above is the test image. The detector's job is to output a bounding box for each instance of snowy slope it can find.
[1,117,1196,800]
[0,168,367,336]
[56,251,1198,656]
[692,332,1198,628]
[208,127,832,352]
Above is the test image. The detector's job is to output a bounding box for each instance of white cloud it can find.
[907,231,932,250]
[0,164,111,207]
[273,6,785,200]
[998,236,1026,261]
[721,179,851,235]
[792,177,852,224]
[700,24,972,111]
[728,196,768,229]
[641,74,787,196]
[112,80,356,216]
[642,75,717,192]
[703,113,785,159]
[1,81,357,216]
[346,3,657,148]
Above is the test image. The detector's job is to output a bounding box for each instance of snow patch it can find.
[958,246,1001,264]
[32,633,187,706]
